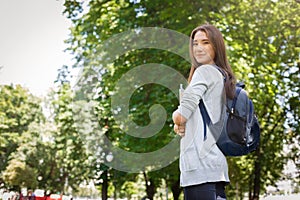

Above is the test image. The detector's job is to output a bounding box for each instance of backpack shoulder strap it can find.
[231,87,242,111]
[199,100,211,141]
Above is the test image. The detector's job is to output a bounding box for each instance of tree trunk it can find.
[249,174,253,200]
[171,179,181,200]
[143,172,156,200]
[102,170,108,200]
[251,148,261,200]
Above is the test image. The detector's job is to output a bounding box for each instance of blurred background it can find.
[0,0,299,199]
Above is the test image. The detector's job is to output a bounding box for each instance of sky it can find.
[0,0,74,97]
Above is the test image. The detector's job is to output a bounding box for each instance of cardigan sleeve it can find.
[176,64,224,121]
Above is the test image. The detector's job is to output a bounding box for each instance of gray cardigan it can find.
[174,64,229,187]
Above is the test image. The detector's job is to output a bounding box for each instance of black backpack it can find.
[199,66,260,156]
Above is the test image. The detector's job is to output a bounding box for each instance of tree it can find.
[63,0,299,199]
[211,1,300,199]
[0,81,92,193]
[2,159,38,190]
[4,121,54,191]
[0,84,43,187]
[49,72,92,193]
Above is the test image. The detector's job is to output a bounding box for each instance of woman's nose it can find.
[195,44,204,52]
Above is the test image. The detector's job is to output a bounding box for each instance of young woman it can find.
[172,24,236,199]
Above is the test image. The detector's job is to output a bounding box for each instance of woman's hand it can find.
[173,111,187,137]
[174,124,186,137]
[172,111,187,125]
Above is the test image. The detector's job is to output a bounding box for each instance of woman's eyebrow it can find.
[193,38,209,42]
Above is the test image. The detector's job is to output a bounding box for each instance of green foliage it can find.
[0,85,43,186]
[0,80,94,193]
[0,0,297,199]
[0,0,298,198]
[8,121,57,191]
[3,159,38,190]
[213,0,300,198]
[120,181,137,199]
[62,0,300,198]
[49,83,91,193]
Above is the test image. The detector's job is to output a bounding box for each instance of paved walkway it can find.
[262,194,300,200]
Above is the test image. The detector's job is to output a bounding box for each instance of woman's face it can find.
[192,31,215,65]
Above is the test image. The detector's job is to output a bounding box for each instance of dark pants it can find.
[183,182,226,200]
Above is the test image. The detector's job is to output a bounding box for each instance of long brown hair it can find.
[188,24,236,99]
